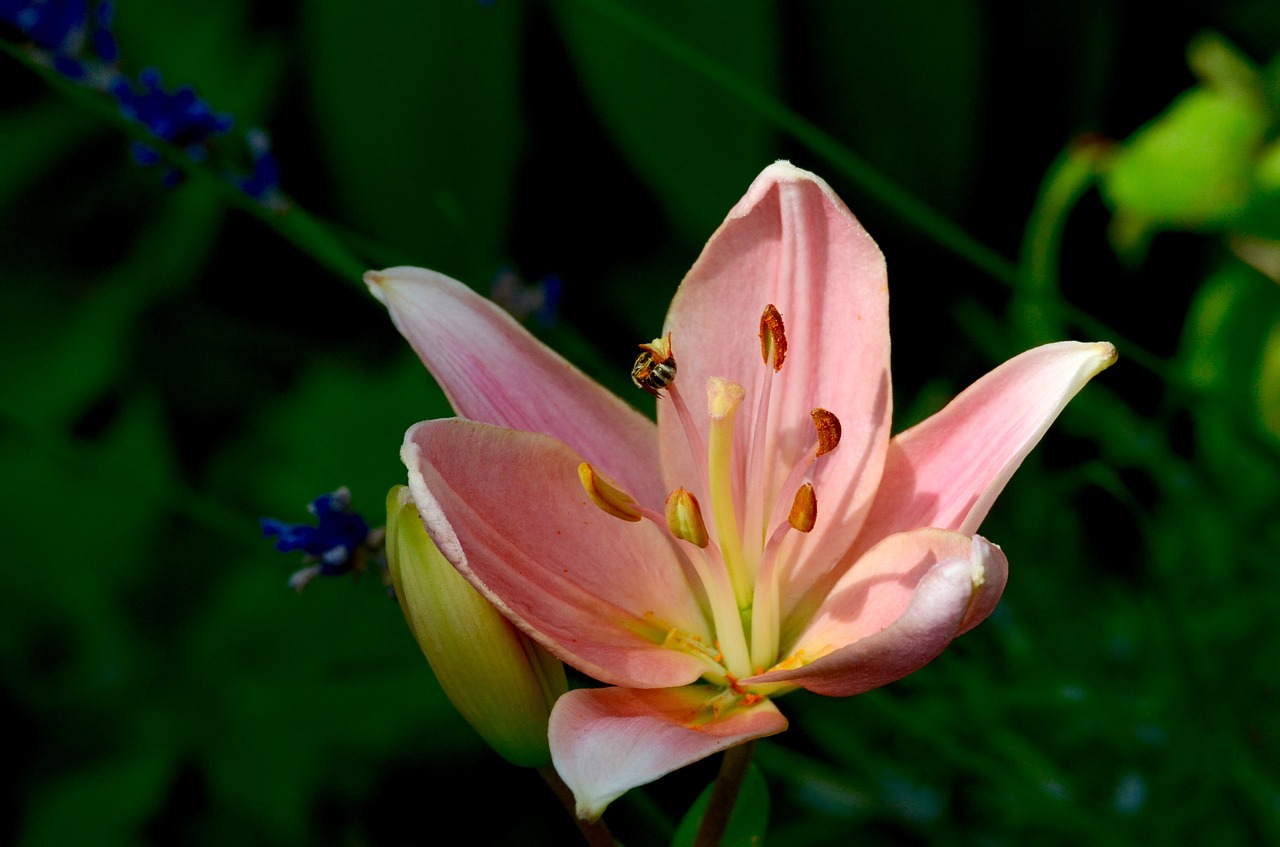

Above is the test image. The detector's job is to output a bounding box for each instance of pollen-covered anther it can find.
[759,304,787,371]
[631,333,677,398]
[579,463,642,522]
[788,482,817,533]
[665,488,709,548]
[811,408,842,456]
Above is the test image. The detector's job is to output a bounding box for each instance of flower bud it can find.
[385,485,567,767]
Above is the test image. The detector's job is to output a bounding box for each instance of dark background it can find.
[2,1,1278,845]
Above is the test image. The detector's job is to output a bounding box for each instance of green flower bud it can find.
[385,486,567,767]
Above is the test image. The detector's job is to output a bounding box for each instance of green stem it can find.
[1015,138,1107,344]
[693,741,756,847]
[538,766,617,847]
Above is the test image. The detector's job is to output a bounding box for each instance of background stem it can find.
[538,766,616,847]
[693,742,756,847]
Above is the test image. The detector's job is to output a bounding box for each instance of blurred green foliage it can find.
[2,1,1278,845]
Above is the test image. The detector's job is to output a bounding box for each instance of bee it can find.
[631,349,677,398]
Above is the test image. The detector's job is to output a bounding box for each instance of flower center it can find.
[582,306,841,686]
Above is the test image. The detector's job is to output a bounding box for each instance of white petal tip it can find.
[967,536,999,588]
[363,269,389,303]
[1092,342,1119,371]
[364,266,439,303]
[758,160,831,189]
[575,799,608,823]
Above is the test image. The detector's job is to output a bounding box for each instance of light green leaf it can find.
[1101,87,1267,247]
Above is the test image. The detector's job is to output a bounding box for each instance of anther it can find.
[631,333,677,398]
[811,408,842,456]
[759,304,787,371]
[788,483,817,533]
[665,488,709,548]
[579,463,642,521]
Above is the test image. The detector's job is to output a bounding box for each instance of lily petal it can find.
[367,267,664,504]
[662,162,891,564]
[857,340,1118,547]
[404,418,714,688]
[550,685,788,821]
[749,531,1007,696]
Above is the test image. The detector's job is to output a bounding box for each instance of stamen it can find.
[750,485,820,669]
[665,488,709,548]
[766,407,843,539]
[578,463,642,521]
[759,304,787,371]
[667,527,753,679]
[788,483,817,533]
[812,408,842,456]
[745,305,786,560]
[666,381,709,492]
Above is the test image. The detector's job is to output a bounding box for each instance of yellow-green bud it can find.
[385,486,567,767]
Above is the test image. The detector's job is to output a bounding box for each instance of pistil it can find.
[706,377,751,609]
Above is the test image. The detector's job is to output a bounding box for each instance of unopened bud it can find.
[385,486,567,768]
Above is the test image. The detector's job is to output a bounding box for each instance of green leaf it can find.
[16,753,173,847]
[302,1,525,279]
[0,183,223,430]
[1260,320,1280,438]
[670,763,769,847]
[210,348,452,512]
[793,0,984,215]
[1179,261,1280,402]
[0,101,101,211]
[552,0,779,243]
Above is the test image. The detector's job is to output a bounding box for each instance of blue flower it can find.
[2,0,117,78]
[261,488,381,591]
[4,2,284,206]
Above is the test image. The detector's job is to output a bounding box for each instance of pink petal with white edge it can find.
[748,531,1007,696]
[404,419,714,689]
[856,340,1118,550]
[550,685,788,821]
[367,267,664,505]
[661,162,891,575]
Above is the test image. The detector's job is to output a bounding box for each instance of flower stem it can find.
[538,766,616,847]
[693,741,756,847]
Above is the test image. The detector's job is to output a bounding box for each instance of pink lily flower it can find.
[366,162,1116,820]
